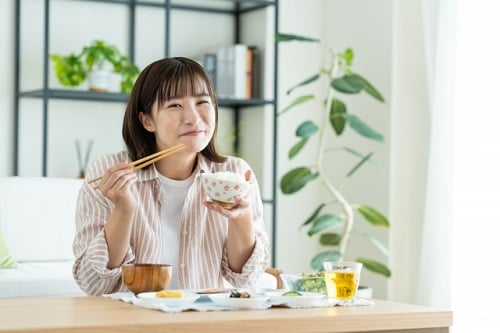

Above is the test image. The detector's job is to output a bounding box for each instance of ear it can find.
[139,112,155,132]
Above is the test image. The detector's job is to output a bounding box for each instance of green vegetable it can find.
[282,291,302,296]
[288,272,327,294]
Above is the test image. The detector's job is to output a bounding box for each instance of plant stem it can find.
[316,56,354,258]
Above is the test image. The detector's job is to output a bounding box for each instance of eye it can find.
[167,103,182,109]
[197,99,211,105]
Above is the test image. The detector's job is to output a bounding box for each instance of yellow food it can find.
[156,290,184,298]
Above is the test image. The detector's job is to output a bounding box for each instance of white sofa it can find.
[0,177,86,298]
[0,177,283,298]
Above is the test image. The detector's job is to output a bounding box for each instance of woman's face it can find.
[140,84,216,155]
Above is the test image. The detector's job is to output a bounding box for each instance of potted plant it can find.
[277,33,391,282]
[50,40,139,93]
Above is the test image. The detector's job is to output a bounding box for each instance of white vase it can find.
[357,286,373,298]
[87,70,111,92]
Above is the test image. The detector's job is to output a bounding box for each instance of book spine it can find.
[233,44,247,99]
[216,44,250,99]
[246,46,257,99]
[216,45,229,98]
[203,53,217,90]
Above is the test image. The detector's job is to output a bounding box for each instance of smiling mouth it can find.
[182,130,205,136]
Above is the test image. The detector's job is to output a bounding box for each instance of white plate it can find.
[208,294,269,309]
[137,291,200,307]
[265,291,326,307]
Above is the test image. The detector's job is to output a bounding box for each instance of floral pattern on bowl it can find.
[200,172,250,204]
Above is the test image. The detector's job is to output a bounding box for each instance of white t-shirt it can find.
[158,172,195,289]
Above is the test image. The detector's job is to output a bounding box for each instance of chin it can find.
[180,139,210,152]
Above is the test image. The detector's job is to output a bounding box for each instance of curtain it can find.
[415,0,457,309]
[392,1,500,330]
[409,0,500,331]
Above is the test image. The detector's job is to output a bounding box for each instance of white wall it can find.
[276,0,327,280]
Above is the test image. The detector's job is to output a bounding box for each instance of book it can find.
[203,53,217,90]
[216,44,248,99]
[246,46,258,99]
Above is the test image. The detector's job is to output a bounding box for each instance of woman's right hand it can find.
[97,161,138,212]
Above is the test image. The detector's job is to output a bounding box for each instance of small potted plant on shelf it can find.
[50,40,140,93]
[276,33,391,287]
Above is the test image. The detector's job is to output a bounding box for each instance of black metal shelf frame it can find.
[13,0,279,265]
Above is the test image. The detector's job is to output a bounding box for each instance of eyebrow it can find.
[167,92,210,100]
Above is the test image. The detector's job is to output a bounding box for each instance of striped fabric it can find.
[72,152,270,295]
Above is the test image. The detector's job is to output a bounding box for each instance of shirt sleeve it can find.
[72,158,135,295]
[220,161,271,287]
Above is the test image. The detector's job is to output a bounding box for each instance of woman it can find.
[73,57,270,295]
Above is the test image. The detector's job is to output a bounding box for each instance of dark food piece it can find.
[229,290,252,298]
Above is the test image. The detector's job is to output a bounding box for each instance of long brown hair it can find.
[122,57,226,163]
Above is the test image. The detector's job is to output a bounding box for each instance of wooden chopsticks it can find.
[87,144,186,185]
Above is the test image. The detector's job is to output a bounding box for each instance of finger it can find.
[100,162,130,183]
[204,201,233,217]
[113,172,137,191]
[107,167,136,187]
[99,170,135,196]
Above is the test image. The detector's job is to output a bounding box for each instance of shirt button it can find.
[180,264,185,269]
[183,230,188,236]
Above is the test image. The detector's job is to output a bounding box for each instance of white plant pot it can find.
[357,286,373,299]
[88,70,111,92]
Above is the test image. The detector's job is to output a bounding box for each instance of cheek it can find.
[203,109,216,127]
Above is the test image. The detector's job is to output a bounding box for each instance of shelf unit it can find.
[13,0,279,265]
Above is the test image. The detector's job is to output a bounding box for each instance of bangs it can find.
[156,66,210,105]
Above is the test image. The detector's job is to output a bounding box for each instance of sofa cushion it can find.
[0,261,85,298]
[0,177,83,262]
[0,227,17,268]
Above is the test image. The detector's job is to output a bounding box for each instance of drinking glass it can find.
[323,261,362,303]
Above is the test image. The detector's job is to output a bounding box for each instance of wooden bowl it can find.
[121,263,172,294]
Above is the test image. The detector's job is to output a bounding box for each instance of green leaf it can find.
[50,54,86,86]
[319,233,341,246]
[275,33,320,43]
[339,48,354,66]
[329,98,347,135]
[286,74,320,95]
[353,204,390,227]
[351,73,385,102]
[307,214,344,236]
[364,234,389,257]
[331,75,365,94]
[340,147,381,170]
[301,204,326,228]
[289,138,308,159]
[280,167,319,194]
[311,251,343,271]
[356,257,391,277]
[279,95,315,115]
[344,114,384,142]
[296,120,318,138]
[345,152,373,178]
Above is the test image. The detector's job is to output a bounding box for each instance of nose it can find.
[182,101,200,125]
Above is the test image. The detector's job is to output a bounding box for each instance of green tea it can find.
[324,271,357,300]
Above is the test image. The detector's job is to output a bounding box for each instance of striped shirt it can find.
[72,152,270,295]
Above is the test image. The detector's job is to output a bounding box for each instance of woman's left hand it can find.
[204,170,253,221]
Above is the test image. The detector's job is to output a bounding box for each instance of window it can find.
[452,1,500,331]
